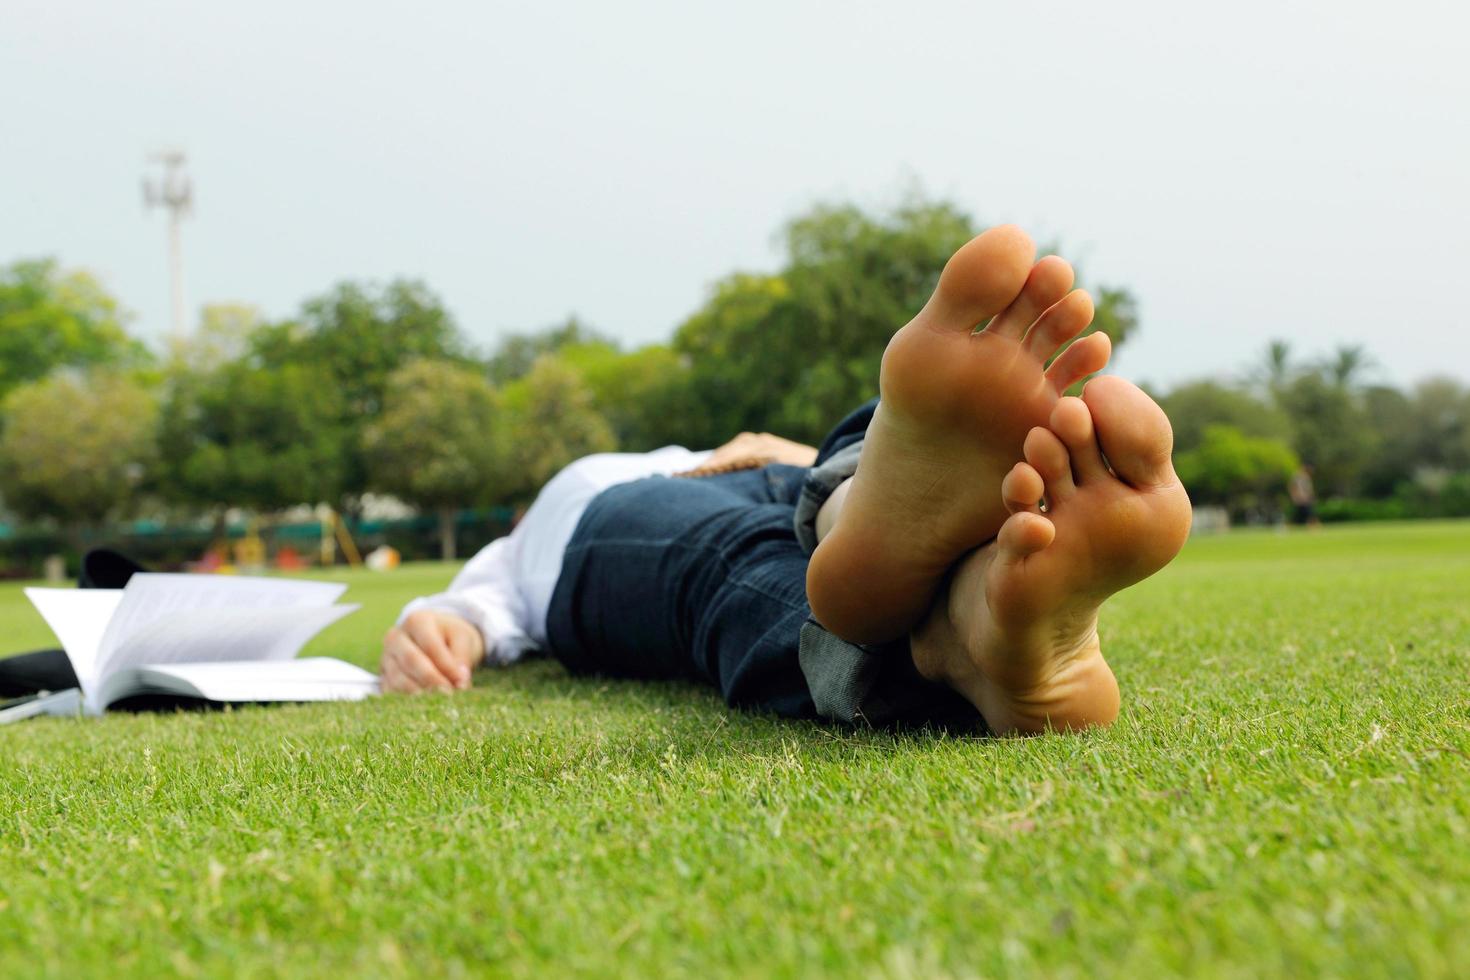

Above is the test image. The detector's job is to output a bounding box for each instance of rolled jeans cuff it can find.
[793,441,863,555]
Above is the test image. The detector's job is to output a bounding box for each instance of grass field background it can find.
[2,522,1467,977]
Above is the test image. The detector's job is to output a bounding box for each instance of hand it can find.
[380,610,486,693]
[676,432,820,477]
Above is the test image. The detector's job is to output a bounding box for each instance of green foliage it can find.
[1218,339,1470,507]
[487,317,613,386]
[364,360,504,509]
[499,355,617,492]
[673,272,802,445]
[254,279,469,414]
[1274,371,1373,498]
[0,258,149,402]
[1160,380,1292,455]
[1402,377,1470,469]
[673,198,1138,446]
[363,360,505,558]
[175,303,265,371]
[250,279,472,503]
[1357,384,1419,497]
[14,197,1467,533]
[1155,353,1470,519]
[0,371,157,528]
[1173,424,1299,519]
[155,360,348,513]
[1321,470,1470,523]
[557,342,701,451]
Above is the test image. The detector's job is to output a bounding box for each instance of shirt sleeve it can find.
[396,536,539,666]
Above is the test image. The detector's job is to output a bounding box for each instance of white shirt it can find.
[398,446,712,664]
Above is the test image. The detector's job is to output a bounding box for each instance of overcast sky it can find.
[4,0,1467,390]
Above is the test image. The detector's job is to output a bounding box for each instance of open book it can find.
[23,573,378,715]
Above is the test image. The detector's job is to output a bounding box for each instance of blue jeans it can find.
[546,463,820,716]
[544,400,983,726]
[545,402,882,718]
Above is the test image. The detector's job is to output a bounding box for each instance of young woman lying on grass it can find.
[381,226,1192,735]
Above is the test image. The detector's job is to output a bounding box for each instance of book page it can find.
[99,601,358,686]
[134,658,378,703]
[22,588,125,699]
[95,574,348,678]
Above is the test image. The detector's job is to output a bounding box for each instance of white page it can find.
[104,603,359,674]
[23,588,125,699]
[138,658,378,703]
[95,574,347,678]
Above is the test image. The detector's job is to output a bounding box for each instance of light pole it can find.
[142,150,193,346]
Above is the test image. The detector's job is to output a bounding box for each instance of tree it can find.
[1158,380,1291,455]
[0,259,149,401]
[1248,340,1378,499]
[1173,425,1300,522]
[555,341,704,451]
[1358,384,1419,497]
[174,303,264,371]
[1256,339,1294,394]
[500,356,616,493]
[0,372,158,535]
[1323,344,1374,388]
[363,360,505,560]
[1274,371,1374,498]
[673,272,804,446]
[250,279,472,506]
[1406,377,1470,472]
[155,360,349,520]
[487,317,613,385]
[672,196,1138,445]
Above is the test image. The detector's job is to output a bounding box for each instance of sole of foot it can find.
[806,225,1113,644]
[914,376,1193,734]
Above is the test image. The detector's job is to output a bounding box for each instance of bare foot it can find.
[910,376,1193,734]
[806,225,1111,644]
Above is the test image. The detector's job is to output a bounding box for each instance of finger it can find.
[396,645,457,692]
[380,658,411,694]
[380,628,419,690]
[405,615,471,689]
[384,625,457,692]
[444,622,486,684]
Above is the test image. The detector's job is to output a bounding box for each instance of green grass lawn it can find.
[2,522,1468,978]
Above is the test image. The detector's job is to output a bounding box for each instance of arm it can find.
[380,536,534,693]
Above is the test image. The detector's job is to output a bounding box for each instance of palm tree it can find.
[1326,344,1374,389]
[1255,339,1293,394]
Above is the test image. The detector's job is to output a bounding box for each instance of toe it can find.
[986,256,1075,340]
[1044,332,1112,393]
[1081,375,1177,488]
[926,225,1037,328]
[1002,462,1045,514]
[1023,426,1077,501]
[1022,289,1094,361]
[1049,397,1109,482]
[996,511,1055,563]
